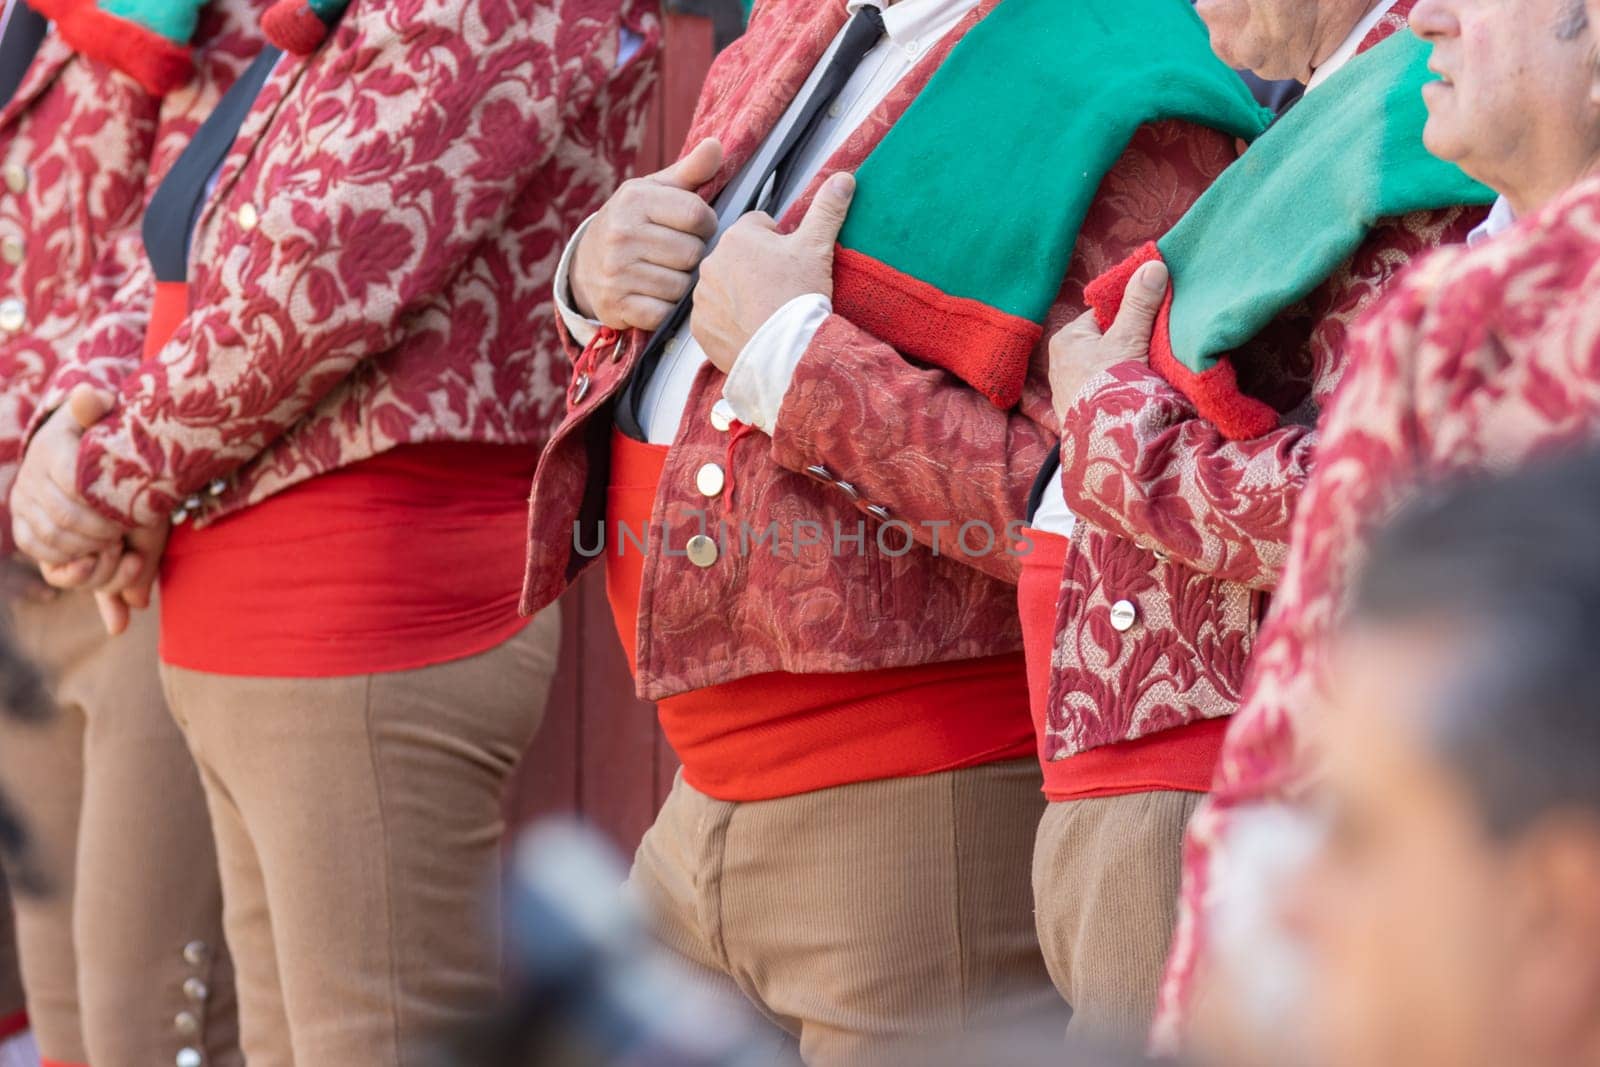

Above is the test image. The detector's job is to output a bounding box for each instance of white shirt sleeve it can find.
[552,214,605,349]
[721,292,834,434]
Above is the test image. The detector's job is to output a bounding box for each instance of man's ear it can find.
[1504,816,1600,1055]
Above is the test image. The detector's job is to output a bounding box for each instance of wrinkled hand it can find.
[569,138,723,331]
[1048,260,1168,424]
[691,171,856,374]
[87,522,168,636]
[11,386,122,568]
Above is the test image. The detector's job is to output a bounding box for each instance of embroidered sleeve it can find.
[1056,208,1482,591]
[768,121,1239,584]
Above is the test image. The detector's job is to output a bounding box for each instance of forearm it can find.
[1059,361,1313,590]
[768,313,1050,583]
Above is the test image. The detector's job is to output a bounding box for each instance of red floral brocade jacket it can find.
[1040,4,1485,758]
[520,0,1240,700]
[25,0,270,449]
[65,0,660,530]
[1158,172,1600,1048]
[0,38,157,542]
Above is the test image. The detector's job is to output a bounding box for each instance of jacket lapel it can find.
[0,36,71,134]
[776,0,997,231]
[1360,0,1415,53]
[192,48,309,245]
[685,0,849,204]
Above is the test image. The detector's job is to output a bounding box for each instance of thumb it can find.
[66,385,115,431]
[795,172,855,248]
[1105,260,1168,352]
[656,138,723,192]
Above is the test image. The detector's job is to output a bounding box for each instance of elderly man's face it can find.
[1193,0,1381,81]
[1412,0,1600,213]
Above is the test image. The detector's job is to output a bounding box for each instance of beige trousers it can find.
[630,758,1069,1066]
[1031,790,1204,1046]
[160,605,561,1067]
[0,590,238,1067]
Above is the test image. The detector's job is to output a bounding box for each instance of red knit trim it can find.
[1083,242,1279,441]
[0,1011,27,1042]
[53,6,194,95]
[40,1059,89,1067]
[832,245,1040,409]
[261,0,330,54]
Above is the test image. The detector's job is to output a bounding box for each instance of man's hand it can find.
[1047,260,1168,424]
[569,138,723,331]
[691,171,856,374]
[89,522,168,635]
[11,386,124,567]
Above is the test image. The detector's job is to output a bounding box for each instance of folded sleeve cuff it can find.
[721,292,833,434]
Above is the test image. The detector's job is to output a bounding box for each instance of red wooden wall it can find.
[504,13,715,853]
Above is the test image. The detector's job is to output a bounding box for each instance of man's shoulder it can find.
[1392,178,1600,343]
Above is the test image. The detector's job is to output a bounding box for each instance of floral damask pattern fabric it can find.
[71,0,660,529]
[1037,0,1486,761]
[1157,173,1600,1046]
[521,0,1241,700]
[1042,205,1481,760]
[26,0,269,449]
[0,41,157,540]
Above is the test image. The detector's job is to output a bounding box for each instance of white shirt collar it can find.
[0,0,19,37]
[1467,196,1516,246]
[845,0,980,56]
[1305,0,1401,93]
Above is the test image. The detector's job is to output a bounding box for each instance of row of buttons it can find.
[678,400,897,571]
[175,939,210,1067]
[170,478,231,525]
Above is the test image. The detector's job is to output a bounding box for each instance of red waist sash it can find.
[607,429,1034,803]
[1019,527,1226,802]
[148,281,535,677]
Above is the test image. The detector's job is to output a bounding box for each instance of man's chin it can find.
[1420,118,1469,172]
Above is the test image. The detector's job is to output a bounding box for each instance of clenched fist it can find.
[569,138,723,332]
[691,171,855,373]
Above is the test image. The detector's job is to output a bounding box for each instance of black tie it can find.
[0,1,49,110]
[616,4,888,438]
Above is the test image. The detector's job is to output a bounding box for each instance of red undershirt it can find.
[606,429,1035,803]
[148,282,536,677]
[1017,527,1227,801]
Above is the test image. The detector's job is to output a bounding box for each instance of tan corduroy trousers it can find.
[0,590,238,1067]
[159,605,560,1067]
[630,757,1070,1066]
[1031,790,1204,1045]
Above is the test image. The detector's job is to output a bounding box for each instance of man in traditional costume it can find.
[1022,0,1493,1039]
[529,0,1272,1055]
[1148,0,1600,1051]
[0,1,258,1061]
[9,0,659,1060]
